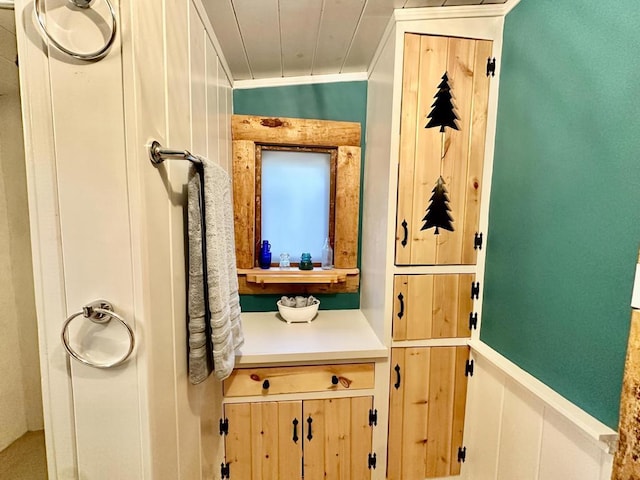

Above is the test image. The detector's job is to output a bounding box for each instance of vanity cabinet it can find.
[223,396,374,480]
[220,355,380,479]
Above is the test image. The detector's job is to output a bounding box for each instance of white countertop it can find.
[235,309,387,365]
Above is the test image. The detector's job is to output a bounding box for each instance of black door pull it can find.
[306,416,313,441]
[397,293,405,319]
[394,364,401,390]
[401,220,408,247]
[292,418,299,443]
[262,379,270,390]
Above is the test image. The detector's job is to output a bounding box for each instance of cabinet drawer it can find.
[223,363,375,397]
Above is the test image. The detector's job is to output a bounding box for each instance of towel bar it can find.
[149,140,201,165]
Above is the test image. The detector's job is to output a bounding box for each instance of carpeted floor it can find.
[0,430,48,479]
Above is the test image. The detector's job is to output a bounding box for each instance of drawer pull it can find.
[397,292,405,319]
[331,375,339,385]
[292,418,299,443]
[262,379,270,390]
[306,416,313,441]
[394,364,401,390]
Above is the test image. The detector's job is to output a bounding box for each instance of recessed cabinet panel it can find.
[388,347,470,479]
[393,274,475,340]
[224,401,303,480]
[395,33,492,265]
[303,397,373,480]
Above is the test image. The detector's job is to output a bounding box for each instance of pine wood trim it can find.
[334,146,361,268]
[232,115,361,147]
[237,269,359,294]
[233,140,257,269]
[231,115,362,293]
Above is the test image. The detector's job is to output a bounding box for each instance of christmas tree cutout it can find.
[425,73,459,133]
[421,176,454,235]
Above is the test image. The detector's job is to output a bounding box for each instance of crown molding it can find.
[233,72,368,90]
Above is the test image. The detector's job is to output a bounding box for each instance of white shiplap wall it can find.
[463,343,615,480]
[17,0,232,477]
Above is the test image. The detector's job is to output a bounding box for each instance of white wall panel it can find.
[18,0,235,476]
[45,0,144,476]
[223,74,232,172]
[496,380,543,480]
[538,409,602,480]
[465,345,615,480]
[190,3,208,156]
[361,24,395,344]
[205,35,219,163]
[464,357,505,480]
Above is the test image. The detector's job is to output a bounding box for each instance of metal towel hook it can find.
[61,300,135,369]
[34,0,117,61]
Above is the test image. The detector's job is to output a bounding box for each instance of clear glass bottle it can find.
[321,237,333,270]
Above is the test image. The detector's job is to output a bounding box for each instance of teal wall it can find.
[482,0,640,428]
[233,82,367,312]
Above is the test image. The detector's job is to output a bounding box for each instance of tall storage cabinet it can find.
[361,9,506,480]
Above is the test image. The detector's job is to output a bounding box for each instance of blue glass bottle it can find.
[259,240,271,269]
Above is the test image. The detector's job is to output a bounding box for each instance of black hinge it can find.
[369,409,378,427]
[220,462,230,479]
[486,57,496,77]
[471,282,480,300]
[465,359,474,377]
[368,453,377,469]
[474,232,483,250]
[457,446,467,463]
[469,312,478,330]
[219,418,229,436]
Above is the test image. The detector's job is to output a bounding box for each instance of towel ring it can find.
[61,300,135,369]
[34,0,117,61]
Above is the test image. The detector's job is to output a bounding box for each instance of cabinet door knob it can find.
[331,375,339,385]
[262,379,270,390]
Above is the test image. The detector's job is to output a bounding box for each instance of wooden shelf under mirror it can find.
[237,268,359,294]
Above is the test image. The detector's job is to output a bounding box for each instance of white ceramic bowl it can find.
[277,299,320,324]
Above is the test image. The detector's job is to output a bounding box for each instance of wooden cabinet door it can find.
[395,33,492,266]
[303,397,373,480]
[393,274,475,340]
[224,401,302,479]
[388,347,470,479]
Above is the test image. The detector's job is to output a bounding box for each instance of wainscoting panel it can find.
[464,342,616,480]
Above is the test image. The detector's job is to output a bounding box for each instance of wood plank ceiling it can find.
[202,0,509,81]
